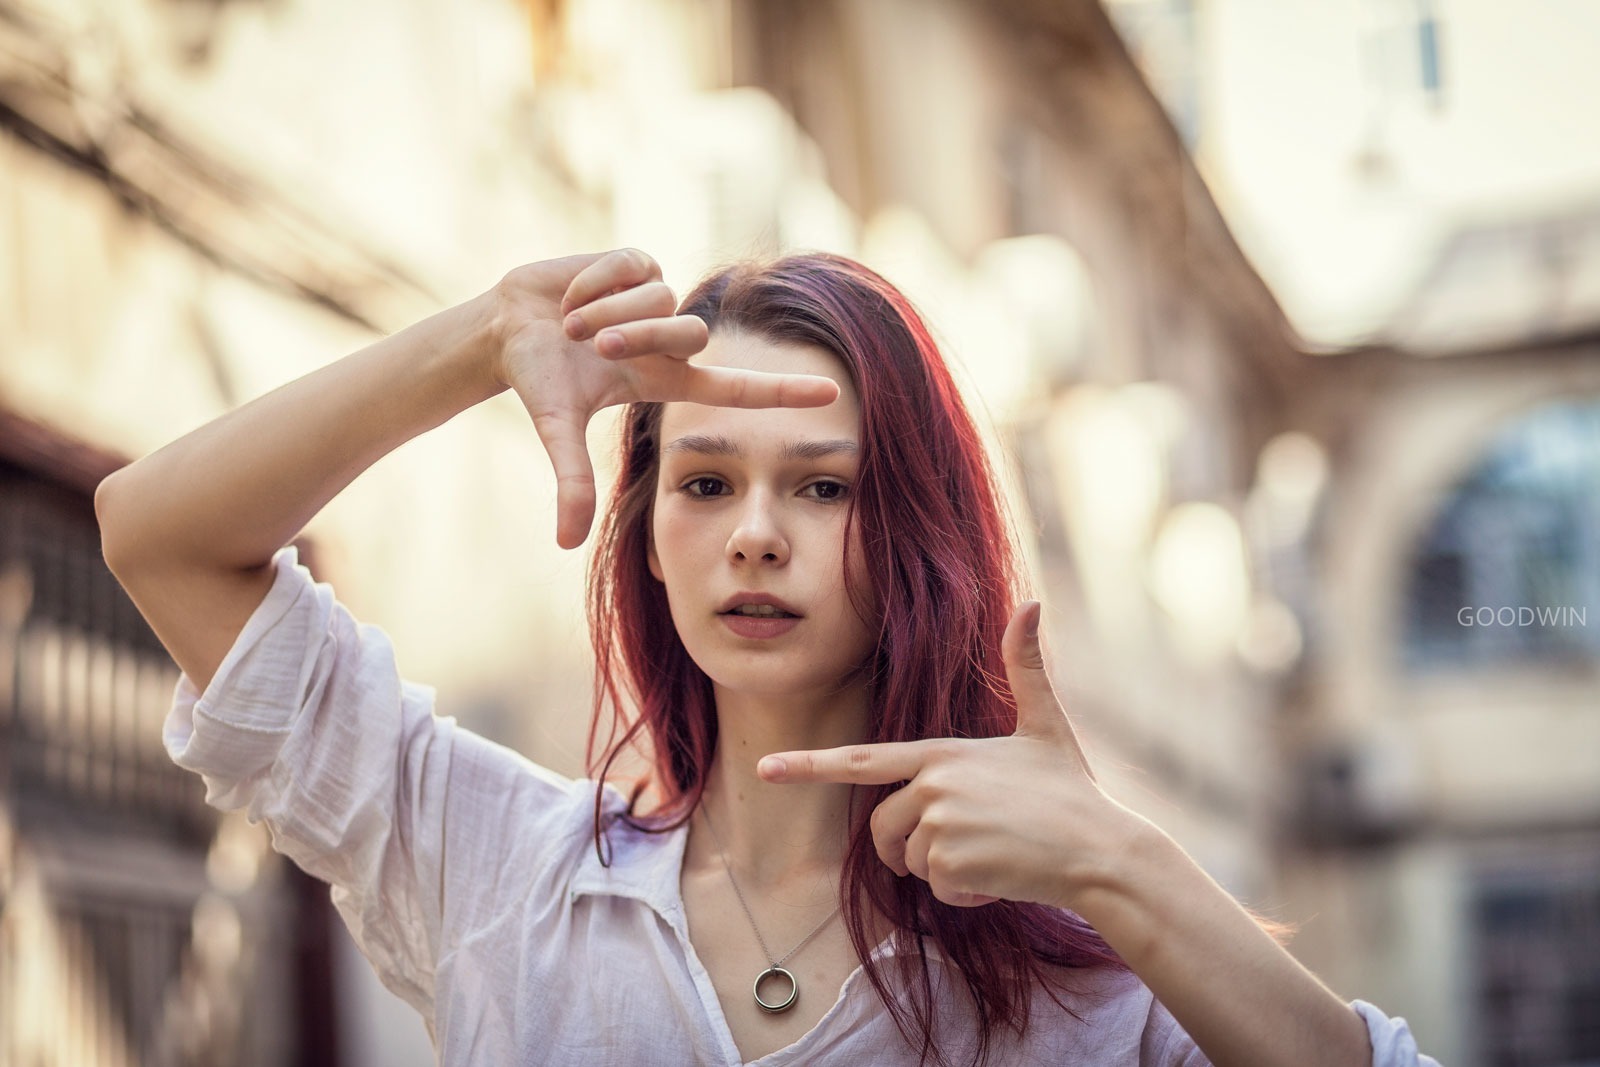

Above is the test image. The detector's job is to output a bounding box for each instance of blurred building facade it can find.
[0,410,337,1065]
[1,0,611,1060]
[1107,2,1600,1063]
[2,0,1595,1065]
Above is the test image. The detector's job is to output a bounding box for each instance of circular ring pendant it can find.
[753,966,798,1013]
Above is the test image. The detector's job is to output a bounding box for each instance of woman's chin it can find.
[701,666,850,702]
[706,673,816,699]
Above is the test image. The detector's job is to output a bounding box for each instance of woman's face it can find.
[648,332,878,700]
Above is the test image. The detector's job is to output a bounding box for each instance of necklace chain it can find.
[699,806,840,968]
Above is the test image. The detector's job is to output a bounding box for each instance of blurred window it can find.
[1472,862,1600,1065]
[1402,400,1600,671]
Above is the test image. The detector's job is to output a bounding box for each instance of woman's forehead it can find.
[660,332,861,445]
[690,330,847,380]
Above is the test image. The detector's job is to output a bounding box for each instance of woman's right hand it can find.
[490,248,840,550]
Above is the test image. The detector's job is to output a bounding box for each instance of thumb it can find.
[526,404,597,550]
[1003,602,1063,734]
[1004,602,1096,779]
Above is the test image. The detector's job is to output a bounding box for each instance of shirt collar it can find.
[568,784,690,919]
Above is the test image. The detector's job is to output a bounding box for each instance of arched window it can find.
[1403,399,1600,671]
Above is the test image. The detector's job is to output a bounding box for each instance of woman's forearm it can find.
[97,287,504,574]
[97,286,507,692]
[1072,819,1373,1067]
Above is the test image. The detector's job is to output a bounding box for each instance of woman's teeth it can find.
[729,605,796,618]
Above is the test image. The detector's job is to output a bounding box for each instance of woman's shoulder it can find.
[434,761,653,922]
[1029,960,1156,1020]
[444,771,687,939]
[904,959,1190,1063]
[450,746,634,858]
[1022,962,1196,1059]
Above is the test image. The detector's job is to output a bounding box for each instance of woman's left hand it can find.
[763,603,1391,1066]
[758,601,1150,909]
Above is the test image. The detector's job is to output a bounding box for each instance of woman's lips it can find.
[719,613,802,639]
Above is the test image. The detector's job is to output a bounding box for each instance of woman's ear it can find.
[647,533,664,583]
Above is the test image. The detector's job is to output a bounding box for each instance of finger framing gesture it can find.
[759,601,1134,910]
[494,248,842,549]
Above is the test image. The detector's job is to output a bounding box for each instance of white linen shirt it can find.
[163,546,1441,1066]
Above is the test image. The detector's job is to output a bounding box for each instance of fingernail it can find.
[597,331,624,356]
[1025,600,1041,639]
[564,312,586,338]
[758,756,786,778]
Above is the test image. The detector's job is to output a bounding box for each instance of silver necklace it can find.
[698,806,841,1014]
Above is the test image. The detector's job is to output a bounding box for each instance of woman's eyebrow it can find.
[662,433,858,462]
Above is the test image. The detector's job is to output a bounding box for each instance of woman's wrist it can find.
[1054,804,1173,952]
[436,284,515,403]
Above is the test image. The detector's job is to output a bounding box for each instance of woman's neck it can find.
[687,681,870,890]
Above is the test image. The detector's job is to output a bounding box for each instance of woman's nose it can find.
[726,494,789,564]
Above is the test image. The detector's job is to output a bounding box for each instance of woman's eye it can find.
[805,480,849,502]
[682,477,728,498]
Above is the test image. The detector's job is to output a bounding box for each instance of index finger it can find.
[758,741,943,784]
[560,248,661,315]
[679,365,841,409]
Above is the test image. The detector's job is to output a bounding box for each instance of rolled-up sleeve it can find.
[1352,1000,1443,1066]
[1135,997,1441,1066]
[163,545,577,1023]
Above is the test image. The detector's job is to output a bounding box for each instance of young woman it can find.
[98,249,1439,1066]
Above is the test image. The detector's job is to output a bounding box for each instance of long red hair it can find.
[586,252,1130,1065]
